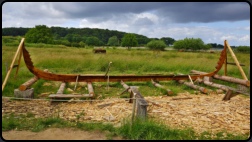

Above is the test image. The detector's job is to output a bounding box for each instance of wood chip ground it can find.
[2,92,250,135]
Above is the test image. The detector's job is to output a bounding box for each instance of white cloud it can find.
[238,35,250,41]
[220,35,238,41]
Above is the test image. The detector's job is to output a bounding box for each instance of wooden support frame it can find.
[224,40,227,76]
[2,38,25,92]
[14,43,24,80]
[225,40,248,80]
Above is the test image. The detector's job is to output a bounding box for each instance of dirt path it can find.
[2,127,124,140]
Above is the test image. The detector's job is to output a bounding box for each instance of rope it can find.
[2,96,250,108]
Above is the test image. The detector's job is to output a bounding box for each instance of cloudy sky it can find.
[2,2,250,46]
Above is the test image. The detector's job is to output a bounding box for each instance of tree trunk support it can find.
[222,90,240,101]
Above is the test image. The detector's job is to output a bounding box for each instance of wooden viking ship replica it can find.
[21,39,227,83]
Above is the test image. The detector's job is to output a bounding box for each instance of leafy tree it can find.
[146,40,167,51]
[53,33,60,40]
[107,36,119,46]
[85,36,100,46]
[65,34,74,43]
[61,40,71,47]
[79,41,85,48]
[121,33,138,50]
[73,34,82,43]
[99,40,104,46]
[25,25,53,44]
[160,37,175,46]
[204,44,212,51]
[217,44,224,48]
[173,37,204,51]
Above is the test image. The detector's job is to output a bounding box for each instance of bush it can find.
[235,46,250,53]
[71,42,80,47]
[146,40,166,51]
[53,40,62,45]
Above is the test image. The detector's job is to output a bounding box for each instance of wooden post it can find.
[188,75,193,84]
[56,81,66,94]
[131,93,136,126]
[2,38,25,92]
[130,86,149,120]
[105,62,112,77]
[191,70,250,87]
[151,79,173,95]
[19,69,49,91]
[14,43,24,80]
[226,40,248,80]
[224,41,227,76]
[87,82,95,97]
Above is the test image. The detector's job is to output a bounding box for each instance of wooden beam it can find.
[87,82,95,97]
[224,42,227,76]
[105,62,112,77]
[226,40,248,80]
[14,44,24,80]
[74,75,79,91]
[226,62,245,66]
[172,97,192,100]
[151,79,173,95]
[178,80,207,93]
[191,70,250,87]
[56,81,66,94]
[2,38,25,92]
[19,69,49,91]
[48,94,93,98]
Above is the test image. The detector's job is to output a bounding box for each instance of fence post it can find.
[131,93,136,126]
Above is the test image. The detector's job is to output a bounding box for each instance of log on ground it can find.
[56,81,66,94]
[151,79,173,95]
[191,70,250,87]
[178,80,207,93]
[19,69,49,91]
[87,82,95,97]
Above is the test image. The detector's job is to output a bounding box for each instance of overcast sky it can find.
[2,2,250,46]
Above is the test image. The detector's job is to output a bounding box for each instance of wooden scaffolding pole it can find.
[14,43,24,80]
[2,38,25,92]
[224,40,227,76]
[225,40,248,80]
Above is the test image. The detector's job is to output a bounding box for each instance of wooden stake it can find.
[14,43,24,80]
[188,74,194,84]
[131,93,136,126]
[224,41,227,76]
[74,75,79,91]
[247,65,250,79]
[56,81,66,94]
[2,38,25,92]
[226,40,248,80]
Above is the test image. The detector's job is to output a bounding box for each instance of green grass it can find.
[2,113,249,140]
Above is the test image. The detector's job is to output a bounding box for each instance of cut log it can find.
[178,80,207,93]
[196,78,250,96]
[216,89,224,94]
[87,82,95,97]
[19,69,49,91]
[151,79,173,95]
[120,80,132,93]
[56,81,66,94]
[191,70,250,87]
